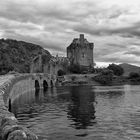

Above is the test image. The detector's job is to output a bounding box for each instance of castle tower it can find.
[67,34,94,68]
[80,34,84,45]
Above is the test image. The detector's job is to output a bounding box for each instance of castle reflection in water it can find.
[11,85,96,130]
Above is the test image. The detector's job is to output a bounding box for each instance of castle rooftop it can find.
[72,34,89,44]
[67,34,93,50]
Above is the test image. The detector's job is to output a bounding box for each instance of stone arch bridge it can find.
[6,73,60,105]
[32,73,57,89]
[0,73,60,140]
[21,73,57,89]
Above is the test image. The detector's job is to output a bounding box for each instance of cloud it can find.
[125,51,140,56]
[73,21,140,38]
[124,44,140,56]
[0,0,140,66]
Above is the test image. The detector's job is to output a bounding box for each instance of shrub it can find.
[101,69,113,75]
[57,69,66,76]
[90,67,95,73]
[129,72,140,79]
[94,69,113,85]
[0,64,14,75]
[108,63,124,76]
[68,64,81,74]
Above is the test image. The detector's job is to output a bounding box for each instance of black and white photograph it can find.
[0,0,140,140]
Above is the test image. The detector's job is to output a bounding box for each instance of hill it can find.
[119,63,140,76]
[0,38,51,74]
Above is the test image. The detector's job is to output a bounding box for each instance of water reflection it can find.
[67,86,96,129]
[12,86,96,130]
[12,86,125,131]
[11,85,140,140]
[35,89,40,102]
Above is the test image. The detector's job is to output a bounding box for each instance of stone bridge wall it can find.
[8,73,56,104]
[0,73,57,140]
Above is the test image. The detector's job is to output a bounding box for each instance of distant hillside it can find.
[119,63,140,76]
[0,38,51,74]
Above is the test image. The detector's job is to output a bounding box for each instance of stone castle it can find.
[30,53,69,75]
[31,34,94,75]
[67,34,94,68]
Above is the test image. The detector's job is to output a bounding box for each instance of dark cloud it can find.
[94,41,140,65]
[3,30,65,53]
[0,2,36,23]
[124,51,140,56]
[0,0,140,66]
[107,43,126,48]
[0,18,40,31]
[0,0,98,25]
[94,43,126,58]
[95,52,139,64]
[108,11,122,19]
[73,21,140,38]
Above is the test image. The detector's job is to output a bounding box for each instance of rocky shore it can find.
[0,75,38,140]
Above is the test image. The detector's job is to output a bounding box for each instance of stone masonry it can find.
[0,75,38,140]
[30,54,69,75]
[67,34,94,67]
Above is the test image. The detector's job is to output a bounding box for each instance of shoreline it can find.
[0,74,38,140]
[58,74,140,87]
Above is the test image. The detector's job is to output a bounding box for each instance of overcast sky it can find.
[1,0,140,67]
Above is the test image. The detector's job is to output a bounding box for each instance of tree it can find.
[129,72,140,79]
[101,69,113,75]
[57,69,66,76]
[93,69,113,85]
[108,63,124,76]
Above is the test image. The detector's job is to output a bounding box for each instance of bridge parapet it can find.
[30,73,57,88]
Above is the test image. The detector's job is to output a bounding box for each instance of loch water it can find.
[11,85,140,140]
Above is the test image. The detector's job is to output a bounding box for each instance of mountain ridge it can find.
[119,63,140,76]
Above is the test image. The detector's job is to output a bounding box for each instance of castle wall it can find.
[77,44,93,66]
[31,54,67,76]
[67,34,94,67]
[43,63,50,74]
[42,62,65,75]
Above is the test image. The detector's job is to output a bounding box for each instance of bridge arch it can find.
[35,80,40,90]
[43,80,48,91]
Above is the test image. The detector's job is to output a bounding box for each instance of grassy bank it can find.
[60,74,140,86]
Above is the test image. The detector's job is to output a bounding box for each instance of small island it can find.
[1,35,140,86]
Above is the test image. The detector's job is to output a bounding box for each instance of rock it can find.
[2,125,23,140]
[7,130,27,140]
[1,116,38,140]
[1,116,17,127]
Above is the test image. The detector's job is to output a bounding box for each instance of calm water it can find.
[11,85,140,140]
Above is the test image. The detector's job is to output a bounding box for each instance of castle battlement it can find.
[72,34,91,45]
